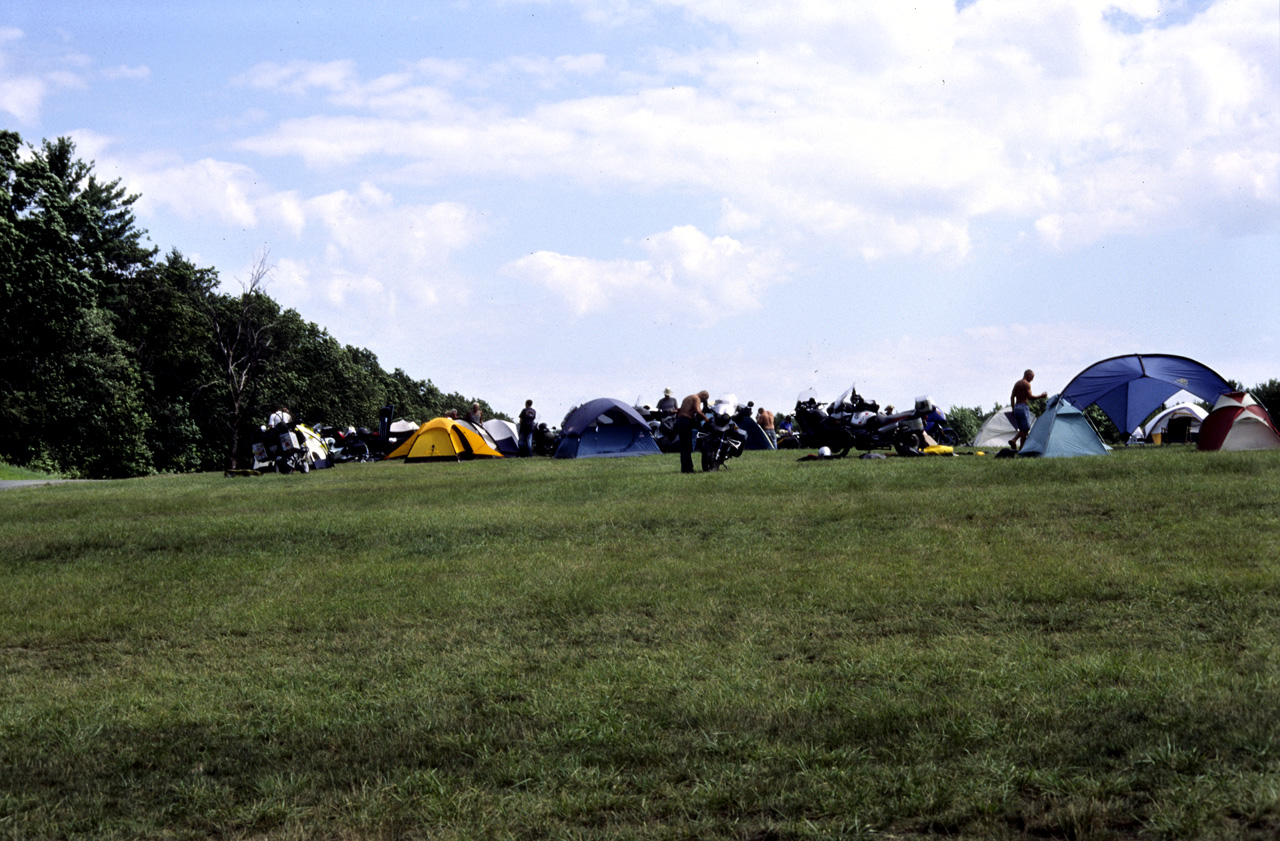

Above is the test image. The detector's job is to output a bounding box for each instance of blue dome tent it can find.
[1018,395,1109,458]
[554,398,663,459]
[1059,354,1232,437]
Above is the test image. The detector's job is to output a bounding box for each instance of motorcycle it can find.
[635,401,681,453]
[793,385,934,457]
[696,396,748,471]
[532,422,559,457]
[252,419,313,474]
[923,407,959,447]
[317,425,377,463]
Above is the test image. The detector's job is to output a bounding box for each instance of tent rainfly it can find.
[1018,395,1109,458]
[1196,393,1280,452]
[1059,354,1231,436]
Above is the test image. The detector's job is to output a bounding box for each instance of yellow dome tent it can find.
[385,418,504,462]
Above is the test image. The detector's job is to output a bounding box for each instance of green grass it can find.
[2,447,1279,839]
[0,460,60,481]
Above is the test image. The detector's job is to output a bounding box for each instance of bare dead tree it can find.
[204,250,275,469]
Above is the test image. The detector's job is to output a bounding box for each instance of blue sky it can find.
[4,0,1277,426]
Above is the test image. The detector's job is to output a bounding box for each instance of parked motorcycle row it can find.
[634,385,949,469]
[256,384,953,474]
[782,386,945,458]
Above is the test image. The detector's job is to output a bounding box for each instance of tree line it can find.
[1,132,496,479]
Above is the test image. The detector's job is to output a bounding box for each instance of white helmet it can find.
[818,446,832,458]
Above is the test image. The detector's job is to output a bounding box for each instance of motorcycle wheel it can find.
[701,449,717,472]
[276,455,293,475]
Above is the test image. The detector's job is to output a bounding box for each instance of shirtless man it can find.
[1010,369,1048,451]
[676,390,709,473]
[756,406,775,447]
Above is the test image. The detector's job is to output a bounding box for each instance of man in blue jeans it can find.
[676,390,709,473]
[1010,369,1047,451]
[517,399,536,457]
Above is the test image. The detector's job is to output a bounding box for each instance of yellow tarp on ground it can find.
[385,418,504,461]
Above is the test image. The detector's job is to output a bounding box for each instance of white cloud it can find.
[236,60,359,96]
[102,64,149,80]
[503,225,783,320]
[238,0,1276,260]
[127,156,264,227]
[0,75,46,123]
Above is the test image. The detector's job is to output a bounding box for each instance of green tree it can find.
[1,132,511,475]
[201,254,280,469]
[942,404,986,446]
[0,132,153,477]
[105,250,223,472]
[1083,404,1123,445]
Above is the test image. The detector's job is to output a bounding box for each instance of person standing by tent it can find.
[676,390,710,473]
[518,399,537,457]
[756,406,776,447]
[1010,369,1047,451]
[466,403,483,426]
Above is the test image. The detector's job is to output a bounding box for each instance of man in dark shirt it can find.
[676,390,709,473]
[517,400,536,457]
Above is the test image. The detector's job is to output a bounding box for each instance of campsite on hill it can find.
[2,447,1278,839]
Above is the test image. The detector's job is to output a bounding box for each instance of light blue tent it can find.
[1018,395,1108,458]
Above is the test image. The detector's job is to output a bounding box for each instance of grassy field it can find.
[0,461,60,481]
[1,447,1278,840]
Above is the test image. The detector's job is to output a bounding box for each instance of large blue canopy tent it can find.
[554,398,663,459]
[1059,354,1232,437]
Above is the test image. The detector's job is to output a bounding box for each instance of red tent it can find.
[1196,392,1280,451]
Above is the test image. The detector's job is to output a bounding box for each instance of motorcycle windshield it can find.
[712,395,738,416]
[832,385,857,411]
[796,387,821,405]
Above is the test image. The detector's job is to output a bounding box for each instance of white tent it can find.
[483,419,521,456]
[389,418,419,435]
[1129,403,1207,444]
[971,410,1027,448]
[387,418,419,451]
